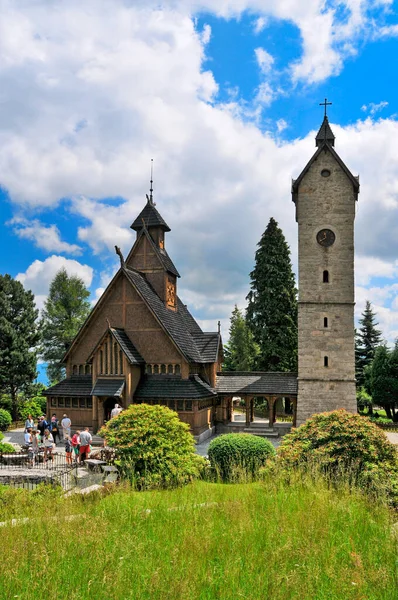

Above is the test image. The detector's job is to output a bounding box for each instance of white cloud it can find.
[276,118,288,133]
[16,255,93,310]
[10,218,82,255]
[255,47,274,74]
[361,101,388,115]
[253,17,267,35]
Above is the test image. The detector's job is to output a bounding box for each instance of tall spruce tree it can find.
[355,300,383,388]
[40,268,91,383]
[246,217,297,371]
[223,305,259,371]
[370,344,398,422]
[0,274,40,419]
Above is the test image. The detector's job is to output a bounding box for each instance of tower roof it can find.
[315,116,335,147]
[130,197,171,232]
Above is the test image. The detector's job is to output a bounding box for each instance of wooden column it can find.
[250,397,254,422]
[245,397,250,427]
[268,396,275,429]
[92,396,99,433]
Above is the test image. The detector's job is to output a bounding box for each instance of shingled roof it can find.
[192,332,220,362]
[124,267,215,363]
[130,198,171,232]
[135,374,217,399]
[86,327,145,365]
[43,375,93,397]
[91,378,125,397]
[216,372,298,396]
[315,115,335,147]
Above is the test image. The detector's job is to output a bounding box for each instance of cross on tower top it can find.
[319,98,332,117]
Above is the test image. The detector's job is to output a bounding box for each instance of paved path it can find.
[386,432,398,445]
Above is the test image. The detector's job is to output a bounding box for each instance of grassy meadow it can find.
[0,473,397,600]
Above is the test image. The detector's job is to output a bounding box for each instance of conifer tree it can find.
[246,217,297,371]
[355,300,383,388]
[0,274,40,419]
[223,305,259,371]
[40,268,91,383]
[370,344,398,422]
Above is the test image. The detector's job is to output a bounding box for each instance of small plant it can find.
[0,409,12,431]
[0,442,16,453]
[208,433,276,482]
[99,403,206,489]
[278,409,398,504]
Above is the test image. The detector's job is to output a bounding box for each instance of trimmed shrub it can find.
[99,404,206,490]
[0,431,4,442]
[208,433,276,482]
[0,409,12,431]
[19,401,44,421]
[0,442,16,453]
[278,409,398,503]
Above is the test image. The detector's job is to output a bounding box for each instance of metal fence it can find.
[0,450,77,491]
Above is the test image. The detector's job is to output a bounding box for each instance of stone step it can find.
[243,428,279,438]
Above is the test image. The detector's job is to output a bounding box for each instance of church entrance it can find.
[103,397,119,423]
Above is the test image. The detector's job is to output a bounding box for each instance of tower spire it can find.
[315,98,335,147]
[149,158,154,204]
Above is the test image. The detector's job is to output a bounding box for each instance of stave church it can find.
[44,109,358,438]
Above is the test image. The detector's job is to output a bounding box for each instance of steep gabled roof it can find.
[292,141,360,203]
[192,332,220,362]
[315,115,335,147]
[130,198,171,232]
[86,327,145,365]
[125,227,180,277]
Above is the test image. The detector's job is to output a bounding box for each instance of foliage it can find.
[223,305,259,371]
[369,344,398,422]
[208,433,275,482]
[0,479,397,600]
[356,386,372,412]
[246,217,297,371]
[0,442,16,453]
[278,409,398,504]
[19,400,44,421]
[0,409,12,431]
[99,404,205,489]
[0,394,11,413]
[40,268,91,383]
[369,416,394,425]
[0,274,40,419]
[0,431,3,442]
[355,300,383,389]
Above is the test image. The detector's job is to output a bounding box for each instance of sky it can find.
[1,0,398,384]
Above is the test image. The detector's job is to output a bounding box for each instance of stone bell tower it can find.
[292,102,359,426]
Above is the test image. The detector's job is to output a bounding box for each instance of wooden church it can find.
[44,190,223,440]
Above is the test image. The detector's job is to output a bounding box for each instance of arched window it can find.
[85,364,91,375]
[154,364,159,374]
[113,343,118,374]
[78,365,84,375]
[161,364,166,374]
[324,317,328,328]
[175,364,181,375]
[105,343,108,374]
[119,350,123,374]
[72,365,77,375]
[324,356,329,367]
[167,364,174,374]
[323,270,329,283]
[146,364,152,374]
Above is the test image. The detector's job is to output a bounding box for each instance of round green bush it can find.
[0,442,16,453]
[278,409,398,503]
[99,404,206,490]
[208,433,276,482]
[0,409,12,431]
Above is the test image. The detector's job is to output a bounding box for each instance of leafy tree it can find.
[246,218,297,371]
[369,344,398,422]
[355,301,383,388]
[0,274,40,420]
[223,305,260,371]
[40,268,91,383]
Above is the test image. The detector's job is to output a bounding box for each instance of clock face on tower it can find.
[316,228,335,247]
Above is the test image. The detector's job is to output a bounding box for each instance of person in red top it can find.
[71,430,81,463]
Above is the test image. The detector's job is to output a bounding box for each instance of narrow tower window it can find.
[324,317,328,328]
[324,356,329,367]
[323,270,329,283]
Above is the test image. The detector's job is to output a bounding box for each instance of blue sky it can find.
[1,1,398,384]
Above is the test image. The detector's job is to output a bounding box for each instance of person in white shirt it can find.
[111,404,122,419]
[24,428,32,446]
[43,429,54,462]
[61,414,72,439]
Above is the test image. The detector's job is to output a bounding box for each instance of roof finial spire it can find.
[149,158,154,204]
[320,97,332,117]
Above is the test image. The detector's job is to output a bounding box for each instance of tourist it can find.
[37,416,47,442]
[24,427,32,447]
[61,414,71,440]
[43,429,54,462]
[29,429,39,466]
[24,414,35,432]
[79,427,92,463]
[111,403,122,418]
[50,414,60,445]
[71,430,81,463]
[64,435,73,465]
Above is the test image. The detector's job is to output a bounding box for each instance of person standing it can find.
[79,427,92,464]
[24,427,32,447]
[71,430,81,464]
[61,414,71,440]
[64,435,73,465]
[30,429,39,467]
[50,414,60,445]
[24,414,35,433]
[37,416,47,443]
[111,403,123,419]
[43,429,54,463]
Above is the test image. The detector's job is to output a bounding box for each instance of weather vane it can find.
[319,98,332,117]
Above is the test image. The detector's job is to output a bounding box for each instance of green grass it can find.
[0,474,397,600]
